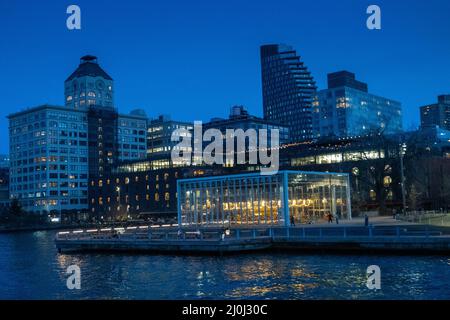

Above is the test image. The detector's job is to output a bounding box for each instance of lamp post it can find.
[399,142,407,215]
[116,186,121,220]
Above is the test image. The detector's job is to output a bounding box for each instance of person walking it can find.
[290,215,296,227]
[220,227,226,241]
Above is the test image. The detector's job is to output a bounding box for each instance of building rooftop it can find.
[66,55,113,81]
[327,71,368,92]
[206,106,288,128]
[438,95,450,104]
[7,104,83,118]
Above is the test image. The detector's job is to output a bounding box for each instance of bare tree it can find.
[355,126,398,215]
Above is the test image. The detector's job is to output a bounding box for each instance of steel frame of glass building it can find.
[177,170,351,227]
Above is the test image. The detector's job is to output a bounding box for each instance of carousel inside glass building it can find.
[177,171,351,227]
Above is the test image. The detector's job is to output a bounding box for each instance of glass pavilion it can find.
[177,171,351,227]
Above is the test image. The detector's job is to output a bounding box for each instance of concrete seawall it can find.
[272,236,450,253]
[55,225,450,255]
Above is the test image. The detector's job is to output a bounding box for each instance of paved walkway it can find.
[295,216,416,228]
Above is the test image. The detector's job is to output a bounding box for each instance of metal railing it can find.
[397,210,450,226]
[56,224,446,243]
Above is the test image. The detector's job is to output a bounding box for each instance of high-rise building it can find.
[420,95,450,131]
[146,115,193,168]
[260,44,317,142]
[8,105,90,214]
[65,55,147,162]
[0,155,10,212]
[205,105,289,144]
[88,106,119,178]
[8,56,147,215]
[118,110,148,162]
[313,71,403,138]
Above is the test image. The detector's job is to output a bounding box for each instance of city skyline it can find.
[2,0,450,154]
[1,1,450,303]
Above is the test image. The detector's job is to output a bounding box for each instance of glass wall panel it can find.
[178,171,350,227]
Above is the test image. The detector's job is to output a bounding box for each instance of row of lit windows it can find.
[10,112,86,127]
[92,173,173,187]
[291,150,384,166]
[92,192,173,205]
[16,198,88,207]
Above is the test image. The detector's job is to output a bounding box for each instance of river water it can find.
[0,230,449,299]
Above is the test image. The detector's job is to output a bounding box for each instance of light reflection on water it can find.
[0,231,449,299]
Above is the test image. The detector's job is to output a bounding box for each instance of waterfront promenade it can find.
[55,217,450,254]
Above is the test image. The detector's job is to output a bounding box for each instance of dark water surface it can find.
[0,230,449,299]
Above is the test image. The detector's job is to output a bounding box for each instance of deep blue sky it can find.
[1,0,450,154]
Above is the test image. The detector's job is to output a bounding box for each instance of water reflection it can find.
[0,231,449,299]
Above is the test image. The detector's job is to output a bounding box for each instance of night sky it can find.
[1,0,450,154]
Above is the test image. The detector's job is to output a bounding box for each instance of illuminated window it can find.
[370,190,376,201]
[383,176,392,187]
[291,156,315,166]
[125,177,130,184]
[155,193,159,201]
[98,180,103,187]
[387,191,393,201]
[165,192,170,201]
[317,153,342,164]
